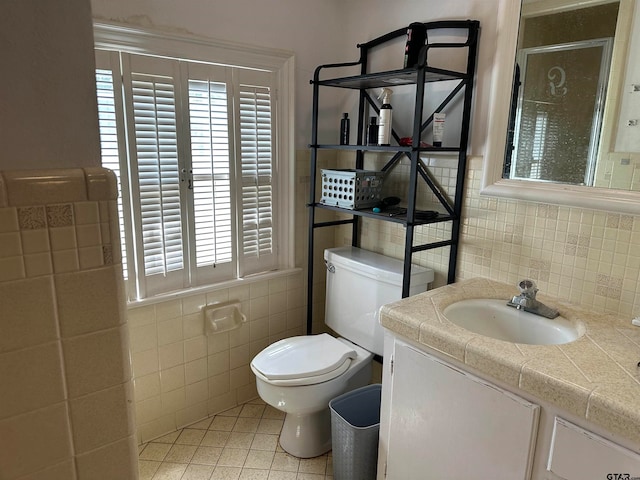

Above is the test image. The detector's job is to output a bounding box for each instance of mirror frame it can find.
[482,0,638,214]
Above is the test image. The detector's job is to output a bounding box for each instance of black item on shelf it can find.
[372,196,401,213]
[367,117,378,145]
[404,22,428,68]
[340,113,350,145]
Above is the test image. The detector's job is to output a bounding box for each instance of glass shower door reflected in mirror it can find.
[508,39,612,185]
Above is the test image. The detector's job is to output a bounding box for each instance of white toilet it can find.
[250,246,434,458]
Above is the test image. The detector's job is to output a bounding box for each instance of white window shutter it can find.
[95,50,131,286]
[237,70,277,275]
[122,55,186,296]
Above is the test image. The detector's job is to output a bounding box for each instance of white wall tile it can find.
[0,255,25,282]
[161,364,185,393]
[208,351,230,377]
[159,342,184,370]
[132,348,159,377]
[0,276,58,353]
[185,358,208,385]
[55,266,122,337]
[134,373,161,401]
[63,326,130,398]
[69,383,135,454]
[130,323,158,354]
[0,342,65,419]
[183,312,204,339]
[184,336,207,362]
[75,436,138,480]
[155,299,182,321]
[157,317,184,346]
[0,207,19,232]
[127,304,156,327]
[0,403,73,479]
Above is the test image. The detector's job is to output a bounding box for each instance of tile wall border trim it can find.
[0,167,117,207]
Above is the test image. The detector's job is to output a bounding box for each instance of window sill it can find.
[126,267,303,308]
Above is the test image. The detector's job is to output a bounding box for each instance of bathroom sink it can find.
[442,299,583,345]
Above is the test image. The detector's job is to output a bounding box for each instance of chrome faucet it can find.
[507,279,559,319]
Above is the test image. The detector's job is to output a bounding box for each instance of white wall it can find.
[0,0,101,170]
[91,0,350,149]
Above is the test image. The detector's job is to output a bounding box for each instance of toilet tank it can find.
[324,246,434,357]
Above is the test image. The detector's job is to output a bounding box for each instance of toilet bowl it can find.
[250,334,372,458]
[251,246,434,458]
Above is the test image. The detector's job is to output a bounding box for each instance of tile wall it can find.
[129,271,306,444]
[0,168,138,480]
[334,154,640,319]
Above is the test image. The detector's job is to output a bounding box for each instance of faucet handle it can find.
[517,279,538,297]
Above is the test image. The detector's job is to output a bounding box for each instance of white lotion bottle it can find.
[377,88,393,146]
[433,112,446,147]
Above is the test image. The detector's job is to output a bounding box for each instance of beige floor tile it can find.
[164,444,197,463]
[182,463,215,480]
[176,428,206,445]
[151,461,188,480]
[298,456,327,475]
[138,460,161,480]
[239,403,266,418]
[267,471,296,480]
[262,406,285,420]
[257,418,284,435]
[232,417,260,433]
[189,417,214,430]
[218,406,243,417]
[140,443,172,461]
[226,431,255,449]
[210,415,238,431]
[190,446,223,466]
[270,452,299,472]
[218,448,249,467]
[211,465,242,480]
[239,468,269,480]
[201,429,230,447]
[244,450,275,469]
[295,474,324,480]
[250,434,278,451]
[154,431,180,444]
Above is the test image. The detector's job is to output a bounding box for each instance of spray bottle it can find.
[377,88,393,146]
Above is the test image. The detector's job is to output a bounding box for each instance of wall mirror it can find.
[482,0,640,213]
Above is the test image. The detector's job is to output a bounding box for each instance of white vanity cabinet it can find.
[378,334,640,480]
[378,336,540,480]
[547,417,640,479]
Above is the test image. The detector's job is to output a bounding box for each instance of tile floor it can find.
[138,399,334,480]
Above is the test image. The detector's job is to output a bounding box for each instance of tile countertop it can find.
[379,277,640,446]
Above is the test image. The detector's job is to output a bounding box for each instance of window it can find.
[94,25,293,300]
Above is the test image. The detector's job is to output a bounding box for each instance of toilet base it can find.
[279,407,332,458]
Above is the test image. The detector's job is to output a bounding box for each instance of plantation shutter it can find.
[184,63,236,284]
[237,70,277,275]
[122,54,186,296]
[94,50,130,281]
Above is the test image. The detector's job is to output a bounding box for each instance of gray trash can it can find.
[329,383,382,480]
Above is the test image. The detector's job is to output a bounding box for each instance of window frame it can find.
[94,22,295,301]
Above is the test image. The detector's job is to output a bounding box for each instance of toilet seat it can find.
[251,334,357,387]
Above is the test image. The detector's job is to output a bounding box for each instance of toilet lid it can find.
[251,334,357,384]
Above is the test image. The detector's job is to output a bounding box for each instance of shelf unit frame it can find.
[306,20,480,334]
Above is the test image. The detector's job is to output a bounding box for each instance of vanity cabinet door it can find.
[547,417,640,479]
[384,340,539,480]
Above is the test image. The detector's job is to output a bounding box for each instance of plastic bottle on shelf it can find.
[377,89,393,146]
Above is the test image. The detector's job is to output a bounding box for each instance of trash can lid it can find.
[251,333,357,385]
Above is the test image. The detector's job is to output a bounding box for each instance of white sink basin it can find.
[443,299,583,345]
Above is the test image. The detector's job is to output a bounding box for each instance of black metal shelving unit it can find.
[306,20,480,334]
